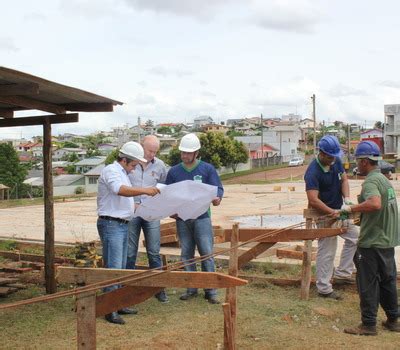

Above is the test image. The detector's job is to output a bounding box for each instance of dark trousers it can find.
[354,247,398,326]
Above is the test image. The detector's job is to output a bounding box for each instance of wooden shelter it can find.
[0,183,10,200]
[0,66,122,293]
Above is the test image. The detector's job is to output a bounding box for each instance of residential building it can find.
[84,164,105,193]
[53,148,86,161]
[384,104,400,154]
[97,143,116,156]
[193,116,213,129]
[202,124,229,134]
[24,174,85,196]
[75,156,106,174]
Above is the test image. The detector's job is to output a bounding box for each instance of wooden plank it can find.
[0,83,39,96]
[223,303,234,350]
[0,277,19,286]
[96,286,162,317]
[224,227,343,243]
[0,109,13,118]
[160,234,178,245]
[238,243,275,269]
[0,250,75,264]
[159,228,177,237]
[43,117,56,294]
[63,103,113,112]
[214,236,226,244]
[276,249,316,261]
[1,267,33,273]
[0,287,18,296]
[0,113,79,127]
[0,95,66,114]
[4,283,27,289]
[76,292,96,350]
[300,218,313,300]
[57,267,248,288]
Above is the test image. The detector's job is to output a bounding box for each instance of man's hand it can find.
[212,197,221,206]
[340,204,352,213]
[143,187,160,196]
[344,197,354,205]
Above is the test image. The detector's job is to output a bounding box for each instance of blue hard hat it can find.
[318,135,342,157]
[355,141,382,160]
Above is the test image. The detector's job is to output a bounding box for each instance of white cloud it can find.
[378,80,400,89]
[329,84,367,97]
[0,37,19,52]
[147,66,193,78]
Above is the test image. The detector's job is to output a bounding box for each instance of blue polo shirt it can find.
[165,160,224,219]
[304,158,345,210]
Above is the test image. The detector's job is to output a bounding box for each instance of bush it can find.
[74,186,85,195]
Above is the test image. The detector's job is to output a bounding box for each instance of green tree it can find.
[67,152,79,163]
[63,141,80,148]
[157,126,172,134]
[0,143,28,199]
[374,121,383,129]
[227,140,249,173]
[166,147,181,166]
[105,148,119,165]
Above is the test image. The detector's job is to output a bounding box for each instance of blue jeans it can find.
[126,217,162,270]
[176,217,216,296]
[97,217,129,293]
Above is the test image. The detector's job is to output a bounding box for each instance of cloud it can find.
[59,0,120,19]
[23,12,47,22]
[201,91,217,98]
[329,84,367,97]
[137,80,147,88]
[134,93,157,105]
[248,0,322,34]
[123,0,237,21]
[0,37,19,52]
[147,66,193,78]
[378,80,400,89]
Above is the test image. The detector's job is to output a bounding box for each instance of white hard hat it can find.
[179,133,201,152]
[119,141,147,162]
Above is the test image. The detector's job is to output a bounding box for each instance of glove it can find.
[340,204,352,213]
[344,197,354,205]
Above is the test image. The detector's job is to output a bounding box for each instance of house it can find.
[53,148,86,161]
[281,113,301,123]
[75,156,106,174]
[246,143,278,159]
[97,143,116,155]
[84,164,105,193]
[361,128,384,151]
[193,116,213,129]
[23,174,85,196]
[384,104,400,154]
[202,124,229,134]
[31,143,43,158]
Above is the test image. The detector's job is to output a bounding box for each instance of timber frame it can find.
[0,66,122,293]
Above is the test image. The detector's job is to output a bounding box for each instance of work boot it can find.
[180,291,198,301]
[105,312,125,325]
[155,290,169,303]
[382,319,400,332]
[318,291,343,300]
[332,276,356,285]
[205,294,220,304]
[344,324,377,336]
[118,307,138,315]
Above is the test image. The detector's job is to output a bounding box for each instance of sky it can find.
[1,0,400,139]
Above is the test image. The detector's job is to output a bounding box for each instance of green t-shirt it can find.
[358,169,400,248]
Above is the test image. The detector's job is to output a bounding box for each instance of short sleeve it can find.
[304,171,319,191]
[363,180,381,199]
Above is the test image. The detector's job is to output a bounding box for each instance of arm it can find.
[349,196,381,213]
[341,172,350,199]
[208,165,224,206]
[306,190,336,215]
[118,185,160,197]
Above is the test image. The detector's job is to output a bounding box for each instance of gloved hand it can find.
[344,197,354,205]
[340,204,352,213]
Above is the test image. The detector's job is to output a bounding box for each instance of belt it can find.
[99,216,130,224]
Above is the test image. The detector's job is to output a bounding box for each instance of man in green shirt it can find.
[341,141,400,336]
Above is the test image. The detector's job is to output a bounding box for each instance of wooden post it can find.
[43,117,56,294]
[300,217,313,300]
[76,292,96,350]
[224,223,238,349]
[222,303,234,350]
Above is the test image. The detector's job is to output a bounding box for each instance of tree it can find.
[0,143,28,199]
[105,148,119,165]
[374,121,383,129]
[63,141,80,148]
[227,140,249,173]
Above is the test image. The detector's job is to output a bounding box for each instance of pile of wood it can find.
[0,276,26,297]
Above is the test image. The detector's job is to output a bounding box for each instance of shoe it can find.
[155,290,169,303]
[117,307,138,315]
[180,292,198,301]
[344,323,377,336]
[205,294,220,304]
[382,319,400,332]
[318,291,343,300]
[333,276,356,285]
[105,312,125,325]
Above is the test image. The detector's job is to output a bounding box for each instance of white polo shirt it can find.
[97,161,134,220]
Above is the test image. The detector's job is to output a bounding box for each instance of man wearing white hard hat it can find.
[97,141,160,325]
[165,133,224,304]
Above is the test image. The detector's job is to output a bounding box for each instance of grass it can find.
[0,264,399,349]
[220,164,288,181]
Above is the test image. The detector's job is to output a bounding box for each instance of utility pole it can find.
[260,114,264,167]
[347,124,351,164]
[311,94,316,157]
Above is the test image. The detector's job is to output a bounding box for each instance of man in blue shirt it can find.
[165,133,224,304]
[304,135,359,300]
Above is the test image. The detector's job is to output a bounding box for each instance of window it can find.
[88,177,97,185]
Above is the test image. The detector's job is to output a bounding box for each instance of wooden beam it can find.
[224,227,344,243]
[96,286,162,317]
[0,113,79,127]
[277,248,316,260]
[56,267,248,288]
[0,250,74,264]
[63,103,113,112]
[223,303,234,350]
[0,83,39,96]
[238,243,275,269]
[43,117,56,294]
[0,109,13,118]
[76,292,96,350]
[0,95,66,114]
[300,218,313,300]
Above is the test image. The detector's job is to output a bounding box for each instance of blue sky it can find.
[1,0,400,138]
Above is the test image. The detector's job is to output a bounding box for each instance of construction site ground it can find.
[1,166,400,266]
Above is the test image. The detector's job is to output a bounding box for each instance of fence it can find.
[251,155,283,168]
